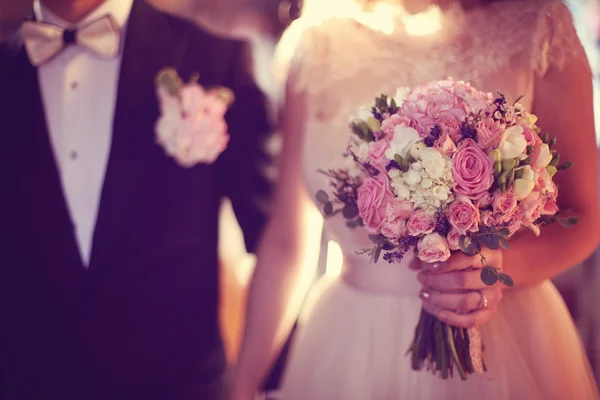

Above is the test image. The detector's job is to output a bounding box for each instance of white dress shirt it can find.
[34,0,134,266]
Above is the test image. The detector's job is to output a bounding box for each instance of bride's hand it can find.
[416,248,504,329]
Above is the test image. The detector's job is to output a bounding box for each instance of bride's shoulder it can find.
[274,16,357,91]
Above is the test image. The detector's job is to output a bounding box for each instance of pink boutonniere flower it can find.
[154,68,234,167]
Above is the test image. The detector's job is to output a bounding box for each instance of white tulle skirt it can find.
[280,276,599,400]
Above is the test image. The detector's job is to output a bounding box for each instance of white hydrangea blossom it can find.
[389,144,454,209]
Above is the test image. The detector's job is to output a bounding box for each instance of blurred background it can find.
[1,0,599,396]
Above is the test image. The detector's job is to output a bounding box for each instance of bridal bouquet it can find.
[315,79,577,380]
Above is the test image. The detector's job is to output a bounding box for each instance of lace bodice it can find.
[275,0,586,292]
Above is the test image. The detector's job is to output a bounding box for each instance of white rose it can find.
[411,161,423,172]
[395,183,411,199]
[385,126,421,160]
[432,185,450,201]
[513,165,536,199]
[498,125,527,160]
[410,142,427,160]
[422,157,447,180]
[404,169,422,186]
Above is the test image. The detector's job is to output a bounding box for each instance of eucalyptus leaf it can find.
[481,266,498,286]
[499,238,510,250]
[316,190,329,204]
[368,235,388,246]
[497,273,515,287]
[496,228,511,238]
[342,203,359,219]
[382,242,396,251]
[323,202,333,216]
[373,246,382,263]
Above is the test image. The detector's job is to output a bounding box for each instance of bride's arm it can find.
[501,47,600,287]
[232,78,322,398]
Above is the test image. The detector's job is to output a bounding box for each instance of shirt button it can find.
[70,151,78,160]
[70,81,78,90]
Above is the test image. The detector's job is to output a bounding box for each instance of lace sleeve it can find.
[533,0,590,76]
[273,18,331,95]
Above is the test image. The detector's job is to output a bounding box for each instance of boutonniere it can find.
[154,68,234,167]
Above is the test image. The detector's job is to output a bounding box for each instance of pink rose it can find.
[447,195,480,235]
[438,114,462,142]
[381,114,411,136]
[520,191,545,223]
[386,199,414,221]
[417,233,451,263]
[447,227,462,251]
[381,219,407,239]
[406,208,436,236]
[480,210,496,227]
[476,117,505,150]
[357,175,395,234]
[471,191,493,208]
[369,135,393,172]
[434,131,457,157]
[498,209,522,235]
[451,138,494,198]
[492,189,518,215]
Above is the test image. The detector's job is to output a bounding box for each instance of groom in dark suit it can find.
[0,0,273,399]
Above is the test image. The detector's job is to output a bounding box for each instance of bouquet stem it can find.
[407,308,481,380]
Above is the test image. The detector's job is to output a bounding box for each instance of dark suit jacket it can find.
[0,1,273,399]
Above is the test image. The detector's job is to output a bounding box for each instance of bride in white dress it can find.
[232,0,600,399]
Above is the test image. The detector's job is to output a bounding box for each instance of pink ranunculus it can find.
[386,199,414,221]
[438,113,462,142]
[480,210,496,227]
[471,191,493,208]
[369,135,393,172]
[492,189,518,215]
[357,175,396,234]
[381,219,407,239]
[476,117,505,150]
[446,196,480,235]
[381,114,411,136]
[447,227,462,251]
[417,233,451,263]
[452,138,495,198]
[434,131,457,157]
[521,125,538,145]
[406,208,436,236]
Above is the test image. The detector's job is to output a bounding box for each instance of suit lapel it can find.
[1,38,86,277]
[87,0,189,272]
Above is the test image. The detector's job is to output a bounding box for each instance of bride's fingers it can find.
[419,286,502,313]
[418,269,489,291]
[426,249,501,273]
[409,256,422,271]
[422,301,497,329]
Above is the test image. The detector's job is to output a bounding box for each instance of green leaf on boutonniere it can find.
[323,202,333,216]
[373,246,382,263]
[481,266,498,286]
[155,67,183,96]
[368,234,388,246]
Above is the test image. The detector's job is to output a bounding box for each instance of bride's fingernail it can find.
[431,263,441,270]
[419,290,430,299]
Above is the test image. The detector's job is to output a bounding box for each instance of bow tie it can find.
[21,14,121,67]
